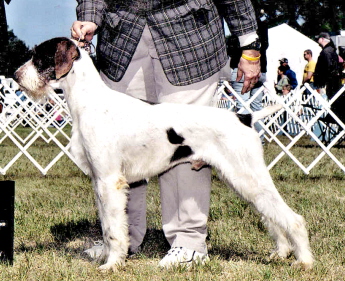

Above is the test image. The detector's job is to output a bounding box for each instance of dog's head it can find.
[14,37,80,100]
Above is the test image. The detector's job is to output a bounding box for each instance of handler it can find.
[71,0,260,268]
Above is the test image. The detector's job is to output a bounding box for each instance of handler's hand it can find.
[71,21,97,46]
[236,50,261,94]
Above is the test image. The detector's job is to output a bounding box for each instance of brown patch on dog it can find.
[115,176,129,190]
[55,40,80,79]
[191,160,208,171]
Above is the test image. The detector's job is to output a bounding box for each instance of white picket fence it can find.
[1,75,345,175]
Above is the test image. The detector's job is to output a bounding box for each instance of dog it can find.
[15,37,313,271]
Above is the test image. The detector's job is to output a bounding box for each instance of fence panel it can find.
[0,77,79,175]
[216,81,345,174]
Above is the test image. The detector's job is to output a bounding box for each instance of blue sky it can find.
[5,0,77,48]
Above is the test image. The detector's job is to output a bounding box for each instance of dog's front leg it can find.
[93,175,130,271]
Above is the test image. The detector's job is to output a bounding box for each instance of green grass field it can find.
[1,127,345,280]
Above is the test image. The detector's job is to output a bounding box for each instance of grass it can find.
[1,127,345,280]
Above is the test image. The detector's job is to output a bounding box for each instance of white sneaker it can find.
[84,240,104,259]
[158,247,209,268]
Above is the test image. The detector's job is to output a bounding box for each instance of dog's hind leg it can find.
[92,175,130,271]
[213,148,313,269]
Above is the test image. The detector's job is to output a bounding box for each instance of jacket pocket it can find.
[173,0,213,23]
[103,10,128,29]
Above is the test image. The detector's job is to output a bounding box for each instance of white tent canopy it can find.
[265,23,322,93]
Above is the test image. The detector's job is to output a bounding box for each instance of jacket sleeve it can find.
[76,0,107,27]
[313,52,327,88]
[215,0,258,37]
[286,70,298,89]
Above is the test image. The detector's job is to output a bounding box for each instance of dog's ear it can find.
[55,40,80,79]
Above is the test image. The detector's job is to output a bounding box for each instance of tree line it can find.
[259,0,345,37]
[1,28,33,78]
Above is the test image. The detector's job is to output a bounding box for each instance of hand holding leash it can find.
[71,21,97,47]
[236,49,261,94]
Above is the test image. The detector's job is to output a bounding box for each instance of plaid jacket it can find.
[76,0,257,86]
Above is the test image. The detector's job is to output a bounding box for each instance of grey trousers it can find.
[100,25,219,254]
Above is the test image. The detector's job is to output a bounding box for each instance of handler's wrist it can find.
[241,53,261,61]
[241,50,261,61]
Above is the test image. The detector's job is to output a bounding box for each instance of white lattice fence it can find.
[1,76,345,175]
[0,77,79,175]
[216,81,345,174]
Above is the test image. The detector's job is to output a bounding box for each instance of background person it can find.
[275,65,290,94]
[71,0,261,268]
[278,58,298,90]
[302,49,316,96]
[314,32,343,123]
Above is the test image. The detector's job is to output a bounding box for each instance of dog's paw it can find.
[98,259,125,272]
[269,248,291,261]
[291,255,314,270]
[291,260,313,270]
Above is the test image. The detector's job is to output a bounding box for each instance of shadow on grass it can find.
[50,221,170,258]
[17,220,170,260]
[139,228,170,258]
[209,245,269,265]
[16,219,102,256]
[50,219,102,242]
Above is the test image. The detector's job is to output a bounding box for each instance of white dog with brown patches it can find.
[15,37,313,271]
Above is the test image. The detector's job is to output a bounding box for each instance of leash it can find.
[71,30,95,55]
[78,38,95,55]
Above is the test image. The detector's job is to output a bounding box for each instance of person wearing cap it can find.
[314,32,340,99]
[314,31,345,123]
[279,58,289,66]
[278,58,298,89]
[314,32,344,123]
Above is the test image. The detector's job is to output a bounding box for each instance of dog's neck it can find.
[55,49,107,122]
[59,49,106,99]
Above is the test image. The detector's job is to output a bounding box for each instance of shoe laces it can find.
[92,240,103,246]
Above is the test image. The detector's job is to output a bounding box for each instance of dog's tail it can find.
[251,103,283,126]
